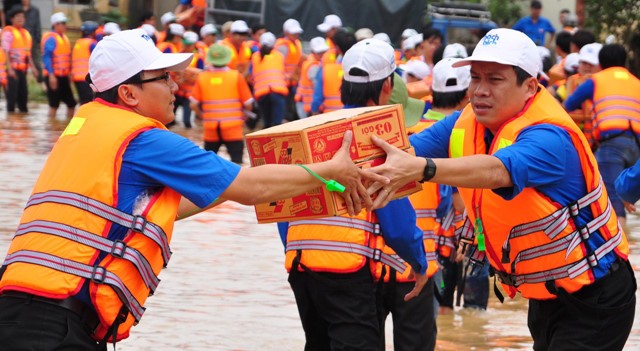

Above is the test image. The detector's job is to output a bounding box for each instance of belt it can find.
[1,291,100,333]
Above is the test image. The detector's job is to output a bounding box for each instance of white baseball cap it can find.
[310,36,329,53]
[88,29,193,93]
[400,59,431,80]
[355,28,374,41]
[283,18,303,34]
[50,12,68,25]
[160,12,177,26]
[579,42,603,66]
[402,33,423,51]
[260,32,276,47]
[443,43,468,59]
[230,20,249,34]
[373,33,391,44]
[317,14,342,33]
[200,24,218,37]
[169,23,185,36]
[140,24,157,37]
[432,58,471,93]
[343,38,396,83]
[103,22,121,35]
[401,28,418,40]
[564,52,580,74]
[183,31,198,45]
[453,28,540,79]
[537,46,551,60]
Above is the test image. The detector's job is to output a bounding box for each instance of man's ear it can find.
[525,76,538,99]
[382,76,393,94]
[117,84,139,107]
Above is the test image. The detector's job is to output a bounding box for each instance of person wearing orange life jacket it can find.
[72,21,99,105]
[191,44,252,164]
[377,73,443,351]
[96,21,120,42]
[250,32,287,128]
[247,23,265,54]
[221,20,252,77]
[317,14,342,64]
[196,23,218,68]
[295,36,327,118]
[310,30,355,115]
[173,31,203,129]
[157,23,183,54]
[0,29,382,350]
[555,52,594,145]
[42,12,76,119]
[156,11,177,44]
[368,29,635,351]
[276,18,305,121]
[547,31,572,85]
[2,6,37,113]
[564,43,640,230]
[0,48,7,90]
[278,38,429,351]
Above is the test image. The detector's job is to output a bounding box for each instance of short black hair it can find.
[333,30,357,56]
[340,69,393,106]
[555,32,572,54]
[90,71,143,103]
[542,56,553,74]
[7,5,24,19]
[560,8,570,15]
[513,66,533,86]
[423,28,443,42]
[571,30,596,50]
[139,10,154,25]
[599,44,627,69]
[432,90,468,109]
[252,24,266,34]
[432,45,445,66]
[530,1,542,9]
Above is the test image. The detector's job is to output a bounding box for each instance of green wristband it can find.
[298,164,346,193]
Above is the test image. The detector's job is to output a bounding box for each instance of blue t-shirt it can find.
[615,159,640,203]
[564,78,594,113]
[409,110,617,279]
[512,16,556,46]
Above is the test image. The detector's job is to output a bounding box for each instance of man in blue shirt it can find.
[366,28,634,351]
[512,0,556,47]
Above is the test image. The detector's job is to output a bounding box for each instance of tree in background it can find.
[486,0,524,27]
[584,0,640,76]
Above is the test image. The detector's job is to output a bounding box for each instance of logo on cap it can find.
[141,34,151,41]
[482,34,500,46]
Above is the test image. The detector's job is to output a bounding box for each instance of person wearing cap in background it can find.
[562,13,579,34]
[196,23,218,65]
[96,22,121,42]
[140,24,158,44]
[442,43,468,60]
[275,18,304,121]
[295,36,327,118]
[41,12,76,119]
[512,0,556,47]
[401,59,431,84]
[278,38,428,351]
[536,46,553,87]
[157,11,177,44]
[354,28,374,42]
[71,20,99,105]
[221,20,252,76]
[191,43,253,163]
[157,23,184,54]
[420,28,443,70]
[397,28,418,64]
[247,24,266,54]
[0,28,380,349]
[373,32,391,45]
[401,28,419,43]
[310,30,357,115]
[548,52,579,102]
[2,6,38,113]
[547,31,573,85]
[367,28,635,351]
[317,14,342,64]
[401,34,421,63]
[250,32,288,128]
[174,31,203,129]
[564,44,640,229]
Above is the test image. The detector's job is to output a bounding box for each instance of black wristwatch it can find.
[419,158,437,183]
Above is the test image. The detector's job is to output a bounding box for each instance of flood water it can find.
[0,104,639,350]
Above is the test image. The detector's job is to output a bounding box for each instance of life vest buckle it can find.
[130,215,148,233]
[91,265,107,284]
[568,201,580,217]
[372,249,382,262]
[579,226,591,240]
[587,254,599,268]
[372,223,381,235]
[110,240,127,258]
[494,270,517,287]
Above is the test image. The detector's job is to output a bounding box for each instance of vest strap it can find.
[286,239,406,273]
[456,217,474,244]
[15,220,160,294]
[26,190,171,266]
[438,208,456,231]
[288,217,380,235]
[3,250,145,321]
[422,230,437,241]
[415,209,437,219]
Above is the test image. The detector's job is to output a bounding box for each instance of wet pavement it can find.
[0,105,638,350]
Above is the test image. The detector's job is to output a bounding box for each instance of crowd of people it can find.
[0,0,639,350]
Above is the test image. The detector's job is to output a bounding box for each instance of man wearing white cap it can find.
[368,28,635,351]
[157,23,184,54]
[400,59,431,83]
[42,12,76,119]
[442,43,468,59]
[281,38,428,351]
[565,44,640,230]
[276,18,305,120]
[157,11,177,43]
[317,14,342,49]
[295,36,327,118]
[221,20,252,75]
[0,29,382,349]
[196,23,218,61]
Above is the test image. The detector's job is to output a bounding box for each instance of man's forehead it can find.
[469,61,514,72]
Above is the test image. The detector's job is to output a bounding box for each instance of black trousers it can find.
[204,140,244,164]
[74,80,94,105]
[378,277,436,351]
[6,70,28,112]
[0,294,105,351]
[45,76,77,109]
[528,259,636,351]
[288,266,380,351]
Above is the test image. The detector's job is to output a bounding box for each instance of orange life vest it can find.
[321,47,338,65]
[274,37,302,86]
[394,50,405,66]
[156,30,167,44]
[194,68,246,142]
[0,50,7,86]
[294,55,320,113]
[251,50,288,99]
[548,57,566,85]
[321,62,343,112]
[449,87,628,300]
[2,25,32,71]
[565,73,595,147]
[41,31,71,77]
[176,53,201,98]
[221,38,251,71]
[71,37,96,82]
[591,67,640,141]
[285,211,406,275]
[156,41,178,54]
[0,101,182,341]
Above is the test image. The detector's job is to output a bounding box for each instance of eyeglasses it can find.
[128,72,171,85]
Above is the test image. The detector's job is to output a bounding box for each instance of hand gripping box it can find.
[245,104,421,223]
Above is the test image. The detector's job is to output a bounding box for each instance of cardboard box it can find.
[246,105,421,223]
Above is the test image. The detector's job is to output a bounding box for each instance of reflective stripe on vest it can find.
[202,98,243,122]
[592,67,640,140]
[295,58,320,112]
[322,63,343,112]
[3,26,32,70]
[252,51,288,99]
[71,38,94,81]
[42,32,71,76]
[275,38,302,83]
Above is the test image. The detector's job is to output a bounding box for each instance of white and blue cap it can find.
[88,29,193,92]
[453,28,540,79]
[343,38,396,83]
